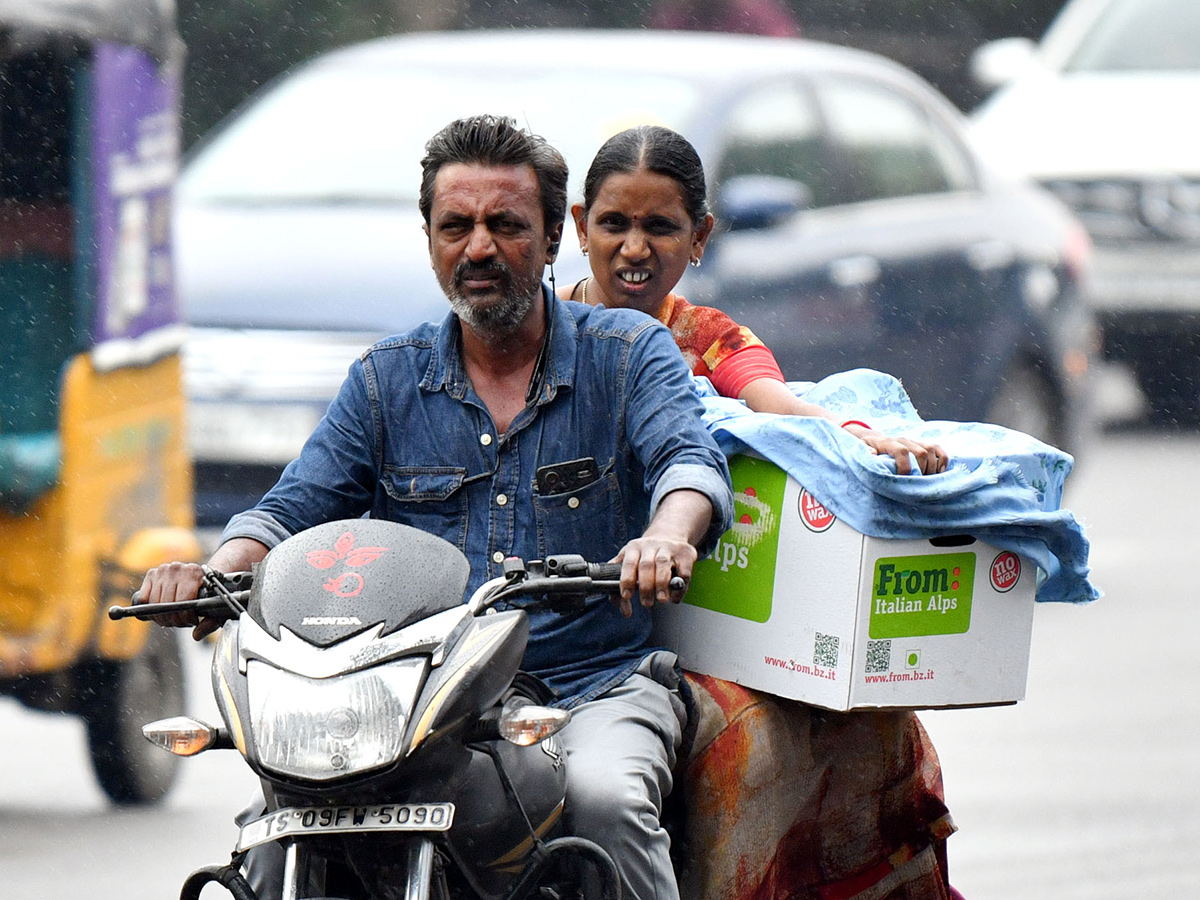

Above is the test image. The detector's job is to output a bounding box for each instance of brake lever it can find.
[492,576,612,607]
[108,593,249,622]
[108,568,253,623]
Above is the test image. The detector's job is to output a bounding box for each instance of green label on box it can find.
[687,456,786,622]
[869,552,975,638]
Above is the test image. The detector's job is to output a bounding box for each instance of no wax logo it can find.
[799,488,835,532]
[990,551,1021,592]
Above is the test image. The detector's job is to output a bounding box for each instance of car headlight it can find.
[247,658,425,781]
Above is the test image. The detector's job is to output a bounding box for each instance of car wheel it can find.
[82,626,185,805]
[985,364,1064,449]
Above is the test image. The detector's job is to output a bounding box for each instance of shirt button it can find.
[567,497,580,509]
[496,493,508,506]
[480,433,493,446]
[492,551,505,564]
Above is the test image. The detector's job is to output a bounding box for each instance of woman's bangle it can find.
[840,419,871,431]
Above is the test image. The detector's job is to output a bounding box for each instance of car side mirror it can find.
[970,37,1039,91]
[718,175,812,231]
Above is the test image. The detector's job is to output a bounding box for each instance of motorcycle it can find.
[109,518,653,900]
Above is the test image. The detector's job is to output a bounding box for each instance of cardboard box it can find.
[654,455,1037,710]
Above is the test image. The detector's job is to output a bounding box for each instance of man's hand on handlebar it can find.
[610,488,713,617]
[612,536,696,617]
[133,561,220,639]
[133,537,271,640]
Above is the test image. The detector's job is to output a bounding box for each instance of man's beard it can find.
[444,260,540,339]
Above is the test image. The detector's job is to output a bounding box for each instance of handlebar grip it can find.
[587,562,624,581]
[583,565,687,594]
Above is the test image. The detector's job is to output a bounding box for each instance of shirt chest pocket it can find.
[381,466,468,551]
[532,462,626,560]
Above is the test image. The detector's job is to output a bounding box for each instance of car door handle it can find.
[828,255,881,288]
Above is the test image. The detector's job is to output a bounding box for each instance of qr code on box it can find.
[813,633,839,668]
[866,639,891,673]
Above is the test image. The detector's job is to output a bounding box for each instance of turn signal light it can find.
[498,704,572,746]
[142,716,220,756]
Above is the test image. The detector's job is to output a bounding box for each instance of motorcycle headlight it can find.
[247,658,426,781]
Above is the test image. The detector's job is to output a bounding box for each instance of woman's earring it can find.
[582,246,589,256]
[690,257,701,268]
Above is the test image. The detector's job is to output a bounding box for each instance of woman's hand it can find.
[843,424,948,475]
[738,379,949,475]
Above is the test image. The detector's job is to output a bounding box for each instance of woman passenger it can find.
[559,124,947,476]
[561,126,962,900]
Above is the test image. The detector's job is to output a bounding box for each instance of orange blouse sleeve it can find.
[660,294,785,399]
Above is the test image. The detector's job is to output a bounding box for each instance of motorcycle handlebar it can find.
[576,561,686,595]
[483,556,687,611]
[108,557,686,622]
[585,562,624,582]
[109,569,254,624]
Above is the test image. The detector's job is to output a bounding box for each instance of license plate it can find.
[237,802,455,852]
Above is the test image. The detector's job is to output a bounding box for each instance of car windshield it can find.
[179,66,701,204]
[1065,0,1200,72]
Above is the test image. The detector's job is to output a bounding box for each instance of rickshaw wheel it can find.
[83,626,186,805]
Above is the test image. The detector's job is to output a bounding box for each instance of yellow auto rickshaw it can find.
[0,0,200,804]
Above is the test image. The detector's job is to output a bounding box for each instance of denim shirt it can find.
[223,287,732,706]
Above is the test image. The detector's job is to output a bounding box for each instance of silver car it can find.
[971,0,1200,422]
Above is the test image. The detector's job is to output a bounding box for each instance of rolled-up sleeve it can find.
[219,507,294,550]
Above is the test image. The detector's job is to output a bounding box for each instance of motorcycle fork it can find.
[279,838,441,900]
[402,838,436,900]
[281,841,325,900]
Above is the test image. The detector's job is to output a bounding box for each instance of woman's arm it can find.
[737,377,949,476]
[738,377,841,420]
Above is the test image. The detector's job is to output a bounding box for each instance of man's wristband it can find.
[840,419,871,431]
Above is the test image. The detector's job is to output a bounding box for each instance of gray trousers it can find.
[237,650,687,900]
[557,650,687,900]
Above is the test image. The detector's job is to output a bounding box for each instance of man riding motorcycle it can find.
[137,113,734,900]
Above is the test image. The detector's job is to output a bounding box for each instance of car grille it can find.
[1041,177,1200,244]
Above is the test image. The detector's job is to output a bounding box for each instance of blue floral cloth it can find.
[696,369,1098,605]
